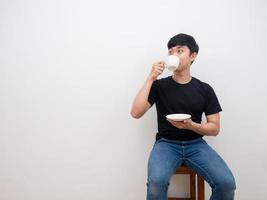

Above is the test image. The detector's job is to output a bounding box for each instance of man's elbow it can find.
[130,110,143,119]
[130,104,149,119]
[212,127,220,136]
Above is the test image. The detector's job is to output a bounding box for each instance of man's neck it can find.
[172,69,192,84]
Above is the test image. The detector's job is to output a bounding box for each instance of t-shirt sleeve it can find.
[204,84,222,115]
[148,80,158,107]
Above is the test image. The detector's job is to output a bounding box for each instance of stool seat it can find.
[168,165,205,200]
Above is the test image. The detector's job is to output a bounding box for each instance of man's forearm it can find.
[190,121,220,136]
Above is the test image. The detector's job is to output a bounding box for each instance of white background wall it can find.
[1,0,267,199]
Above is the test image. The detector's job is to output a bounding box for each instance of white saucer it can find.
[166,114,191,121]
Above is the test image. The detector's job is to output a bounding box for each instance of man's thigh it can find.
[147,139,183,182]
[184,139,235,187]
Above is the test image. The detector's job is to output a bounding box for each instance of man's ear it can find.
[190,52,198,62]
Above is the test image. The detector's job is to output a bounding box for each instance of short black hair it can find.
[167,33,199,54]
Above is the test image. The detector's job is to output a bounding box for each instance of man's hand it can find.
[167,113,221,136]
[148,61,166,81]
[167,119,194,130]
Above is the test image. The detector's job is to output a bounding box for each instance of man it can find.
[130,33,236,200]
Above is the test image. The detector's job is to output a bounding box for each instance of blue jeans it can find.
[146,137,236,200]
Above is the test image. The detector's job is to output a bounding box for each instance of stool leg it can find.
[197,175,205,200]
[190,174,196,200]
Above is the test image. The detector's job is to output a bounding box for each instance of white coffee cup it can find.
[165,55,180,71]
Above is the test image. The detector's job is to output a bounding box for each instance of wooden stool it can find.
[168,165,205,200]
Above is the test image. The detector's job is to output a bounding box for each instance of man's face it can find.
[168,45,197,71]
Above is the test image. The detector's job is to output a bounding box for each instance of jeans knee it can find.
[147,176,169,188]
[215,175,236,193]
[146,181,169,199]
[147,175,170,194]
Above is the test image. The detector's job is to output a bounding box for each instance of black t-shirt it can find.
[148,76,222,141]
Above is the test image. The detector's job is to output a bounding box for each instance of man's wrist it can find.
[146,76,155,84]
[190,121,200,132]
